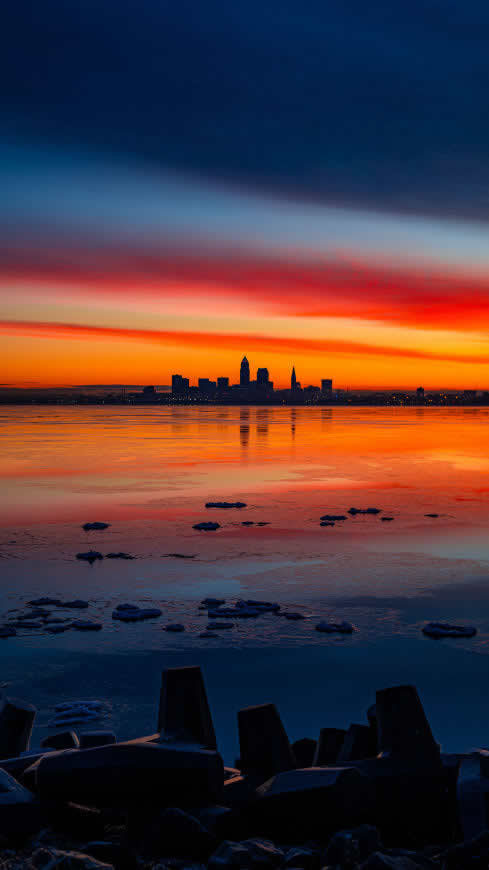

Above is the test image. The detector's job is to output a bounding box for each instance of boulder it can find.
[437,830,489,869]
[29,741,224,808]
[223,774,258,809]
[57,600,90,609]
[325,825,382,866]
[422,622,477,639]
[348,508,381,515]
[202,598,226,608]
[28,598,62,606]
[0,696,36,757]
[208,840,252,868]
[208,622,235,629]
[292,738,317,768]
[242,521,254,526]
[283,612,305,620]
[112,607,161,622]
[240,838,284,866]
[381,517,394,522]
[193,522,220,531]
[244,600,280,613]
[105,553,134,560]
[320,515,347,521]
[41,731,80,751]
[314,727,347,765]
[72,620,102,631]
[80,842,137,870]
[200,631,219,638]
[42,801,106,839]
[79,732,117,749]
[338,724,378,762]
[283,846,318,869]
[206,502,247,509]
[238,703,296,781]
[455,753,489,840]
[424,514,439,518]
[320,521,335,526]
[164,623,185,631]
[0,627,16,638]
[315,620,354,634]
[135,806,216,859]
[30,847,113,870]
[253,766,371,841]
[375,685,439,761]
[82,523,110,531]
[0,767,41,839]
[76,553,103,563]
[158,665,217,748]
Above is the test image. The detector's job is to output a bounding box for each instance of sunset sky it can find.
[4,1,489,390]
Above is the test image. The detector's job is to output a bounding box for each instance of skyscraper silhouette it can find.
[240,356,250,386]
[291,366,297,390]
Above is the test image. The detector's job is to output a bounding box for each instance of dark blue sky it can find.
[3,0,489,216]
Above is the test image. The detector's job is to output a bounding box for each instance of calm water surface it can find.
[2,405,489,756]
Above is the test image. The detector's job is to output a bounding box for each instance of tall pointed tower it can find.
[291,366,297,390]
[240,356,250,386]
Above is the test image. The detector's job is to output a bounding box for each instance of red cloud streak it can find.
[2,241,489,332]
[2,319,489,365]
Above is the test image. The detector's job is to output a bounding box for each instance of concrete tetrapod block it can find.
[41,731,80,751]
[0,767,42,839]
[292,738,317,768]
[238,703,297,781]
[337,724,378,763]
[158,665,217,749]
[375,685,440,761]
[252,766,371,841]
[313,727,347,765]
[456,752,489,841]
[29,740,224,808]
[79,731,117,749]
[0,696,36,758]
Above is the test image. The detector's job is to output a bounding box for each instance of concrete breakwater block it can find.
[238,703,296,781]
[375,684,440,761]
[0,767,42,838]
[26,741,224,808]
[79,731,117,749]
[41,731,80,751]
[314,727,347,765]
[253,767,371,840]
[337,723,378,763]
[158,665,217,749]
[0,696,36,758]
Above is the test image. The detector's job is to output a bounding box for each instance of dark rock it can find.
[83,523,110,531]
[238,703,296,781]
[256,522,270,526]
[313,727,347,765]
[79,732,117,749]
[206,502,247,509]
[137,806,216,859]
[283,846,318,869]
[209,606,260,618]
[158,665,217,748]
[72,620,102,631]
[57,600,90,609]
[422,622,476,639]
[242,521,254,526]
[28,598,62,606]
[202,598,226,608]
[325,825,382,866]
[359,853,433,869]
[0,767,41,839]
[381,517,394,522]
[44,617,71,624]
[41,802,105,839]
[315,620,354,634]
[283,612,306,620]
[193,522,220,530]
[164,553,196,558]
[112,606,161,622]
[292,738,317,768]
[200,631,219,638]
[320,515,347,521]
[437,830,489,869]
[0,627,16,638]
[240,838,284,866]
[253,767,371,841]
[223,774,257,809]
[338,724,378,762]
[30,741,224,808]
[208,621,235,629]
[41,731,80,751]
[80,842,137,870]
[10,620,43,629]
[320,521,335,527]
[348,508,381,515]
[164,623,185,632]
[424,514,439,518]
[0,696,36,757]
[375,685,440,761]
[244,600,280,612]
[76,552,104,563]
[455,754,488,840]
[30,847,113,870]
[105,553,134,560]
[45,624,72,633]
[208,840,251,868]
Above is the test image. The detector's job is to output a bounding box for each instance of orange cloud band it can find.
[2,319,489,366]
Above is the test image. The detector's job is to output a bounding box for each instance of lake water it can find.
[2,405,489,760]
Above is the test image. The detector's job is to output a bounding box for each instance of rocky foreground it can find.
[0,669,488,870]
